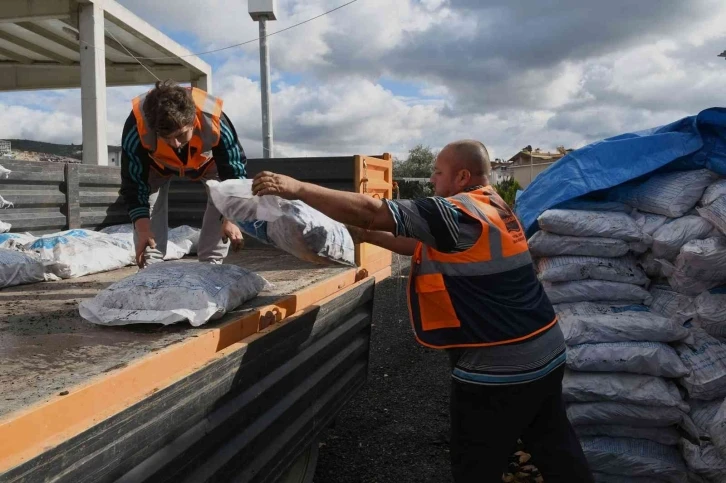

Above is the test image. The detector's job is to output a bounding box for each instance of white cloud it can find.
[2,0,726,165]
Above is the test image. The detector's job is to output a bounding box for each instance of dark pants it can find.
[449,365,594,483]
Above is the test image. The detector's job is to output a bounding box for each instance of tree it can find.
[494,178,523,207]
[394,144,437,178]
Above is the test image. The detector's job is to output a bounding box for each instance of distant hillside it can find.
[6,139,84,160]
[4,139,123,160]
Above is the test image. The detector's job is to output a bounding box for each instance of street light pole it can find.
[258,17,273,158]
[249,0,278,159]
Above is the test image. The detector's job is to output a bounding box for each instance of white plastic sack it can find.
[207,179,284,222]
[712,402,726,463]
[528,231,629,258]
[680,440,726,483]
[208,180,355,266]
[0,221,9,233]
[701,179,726,206]
[0,194,12,208]
[100,224,197,261]
[698,195,726,237]
[566,342,689,378]
[555,303,690,345]
[555,199,632,213]
[567,402,687,428]
[0,248,46,288]
[169,225,201,254]
[608,169,718,218]
[580,437,688,483]
[576,425,681,446]
[652,216,715,260]
[632,210,669,236]
[0,232,36,250]
[23,229,134,279]
[594,473,677,483]
[543,280,653,305]
[79,262,270,327]
[536,255,648,285]
[563,370,690,412]
[661,238,726,296]
[694,287,726,338]
[640,252,667,280]
[649,286,696,320]
[537,209,648,242]
[674,329,726,401]
[628,241,650,256]
[0,163,11,178]
[689,399,723,437]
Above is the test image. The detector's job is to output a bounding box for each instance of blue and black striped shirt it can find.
[384,188,567,386]
[120,111,247,223]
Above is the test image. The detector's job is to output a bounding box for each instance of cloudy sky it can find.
[1,0,726,160]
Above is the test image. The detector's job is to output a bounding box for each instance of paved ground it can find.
[315,262,454,483]
[314,257,540,483]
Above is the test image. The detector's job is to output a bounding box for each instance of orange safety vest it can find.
[131,87,223,178]
[407,187,557,349]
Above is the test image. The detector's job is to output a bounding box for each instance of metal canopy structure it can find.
[0,0,212,165]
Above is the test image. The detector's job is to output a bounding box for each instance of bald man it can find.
[252,140,593,483]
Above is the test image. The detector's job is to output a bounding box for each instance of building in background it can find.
[507,145,573,188]
[108,146,123,167]
[491,159,512,185]
[0,140,11,158]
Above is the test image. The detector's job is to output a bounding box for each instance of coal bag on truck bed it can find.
[0,248,47,288]
[23,229,135,279]
[79,261,270,326]
[207,179,355,266]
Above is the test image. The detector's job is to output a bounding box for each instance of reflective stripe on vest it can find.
[131,87,223,177]
[407,187,557,349]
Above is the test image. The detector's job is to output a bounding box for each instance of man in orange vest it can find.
[120,80,246,267]
[251,140,594,482]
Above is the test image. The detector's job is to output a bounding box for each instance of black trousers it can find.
[449,365,594,483]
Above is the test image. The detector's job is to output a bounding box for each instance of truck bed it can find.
[0,248,350,420]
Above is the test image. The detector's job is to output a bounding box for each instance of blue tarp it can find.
[515,107,726,237]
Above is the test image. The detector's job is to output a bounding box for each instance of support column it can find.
[259,17,273,158]
[191,73,212,93]
[79,2,108,166]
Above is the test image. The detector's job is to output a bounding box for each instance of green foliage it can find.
[393,144,437,178]
[494,178,522,207]
[395,179,434,199]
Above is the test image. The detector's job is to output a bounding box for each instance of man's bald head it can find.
[443,139,491,181]
[430,139,492,197]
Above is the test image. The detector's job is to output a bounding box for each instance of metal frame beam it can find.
[0,0,73,24]
[0,63,194,91]
[16,21,80,53]
[58,19,149,63]
[94,0,211,78]
[0,29,74,64]
[0,45,33,64]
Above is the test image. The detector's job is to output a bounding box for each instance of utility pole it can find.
[249,0,277,158]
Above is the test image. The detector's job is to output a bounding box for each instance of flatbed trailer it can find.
[0,154,393,483]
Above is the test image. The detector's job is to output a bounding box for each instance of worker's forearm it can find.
[362,230,418,256]
[297,183,396,233]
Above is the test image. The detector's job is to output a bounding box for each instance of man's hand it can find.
[134,218,156,268]
[252,171,303,200]
[222,219,244,252]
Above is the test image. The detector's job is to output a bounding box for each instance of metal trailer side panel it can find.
[1,279,375,483]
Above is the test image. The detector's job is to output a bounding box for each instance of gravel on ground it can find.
[314,256,540,483]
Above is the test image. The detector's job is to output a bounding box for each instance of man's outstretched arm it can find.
[348,226,418,256]
[252,171,397,233]
[252,171,477,255]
